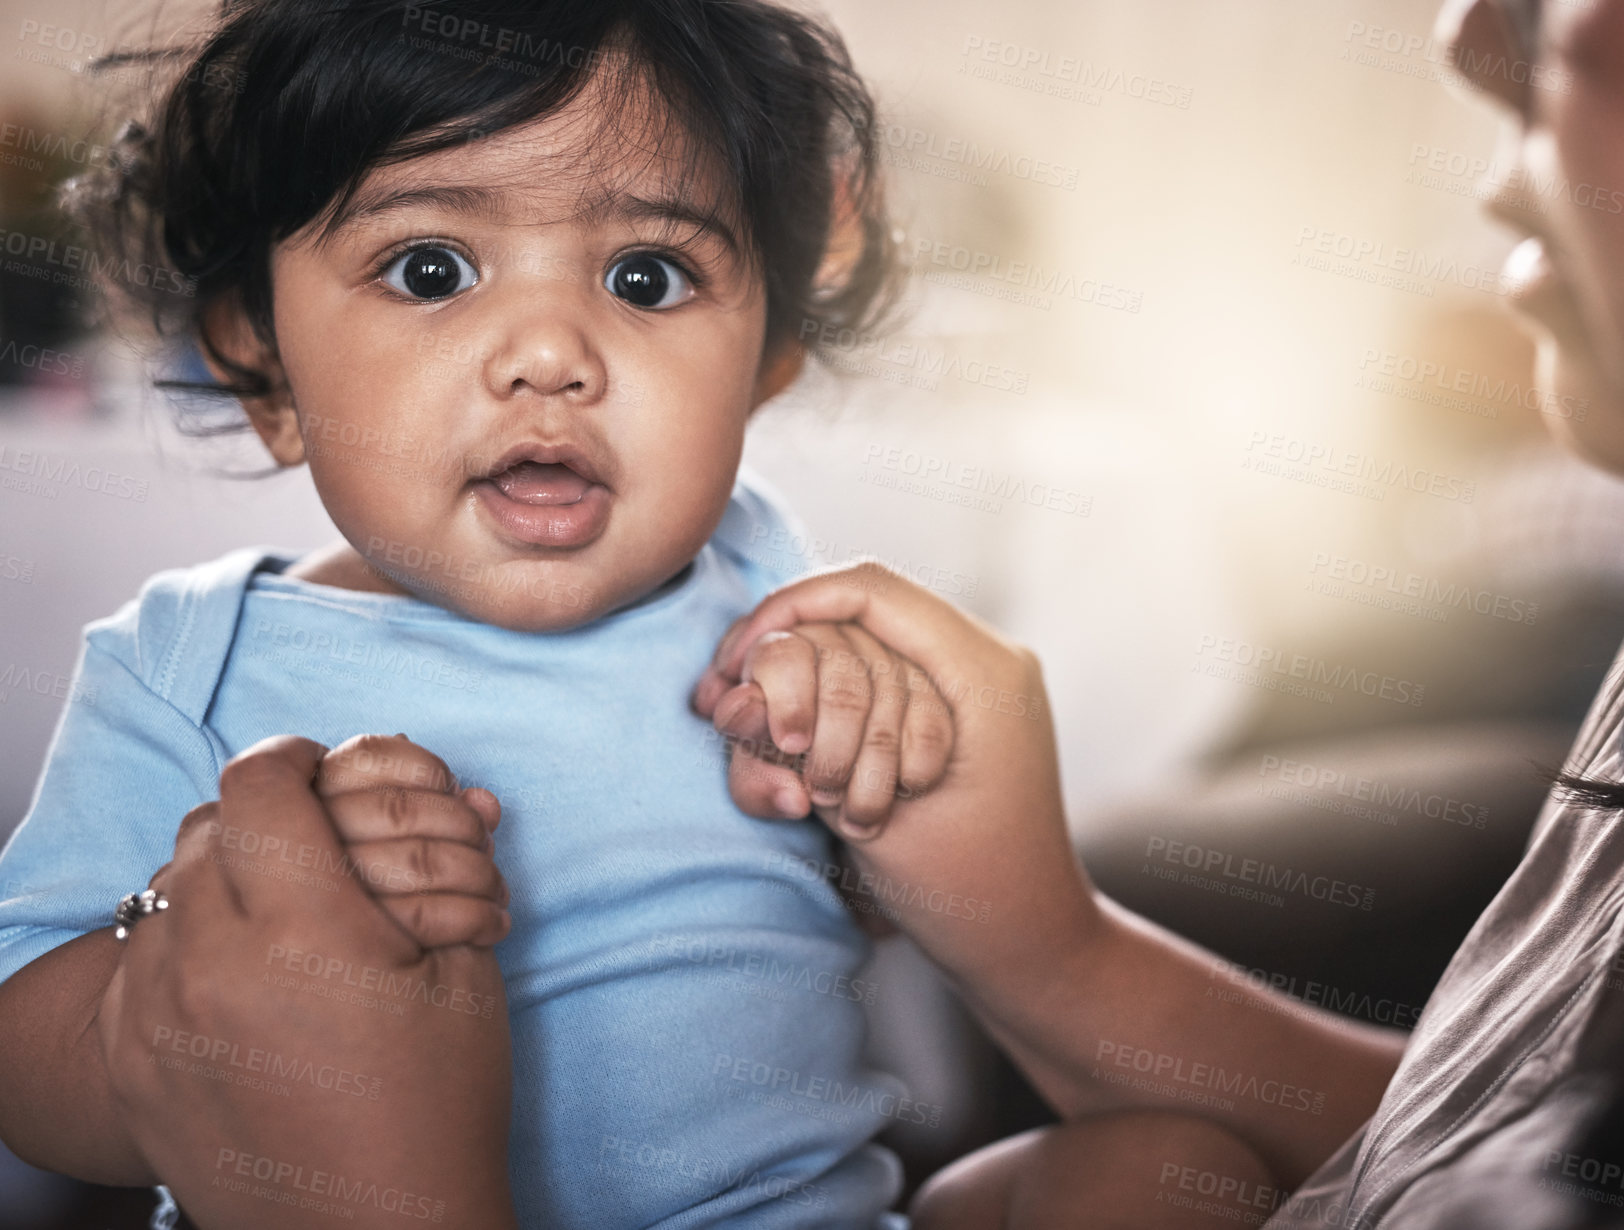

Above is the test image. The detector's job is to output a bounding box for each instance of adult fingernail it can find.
[774,785,806,817]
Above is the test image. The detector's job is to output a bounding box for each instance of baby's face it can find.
[261,74,779,631]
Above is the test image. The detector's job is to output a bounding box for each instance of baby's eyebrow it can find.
[325,183,507,238]
[582,192,743,259]
[324,181,741,258]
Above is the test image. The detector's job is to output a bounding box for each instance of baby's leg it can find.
[910,1110,1278,1230]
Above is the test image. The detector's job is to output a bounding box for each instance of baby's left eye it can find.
[604,254,694,310]
[380,245,478,301]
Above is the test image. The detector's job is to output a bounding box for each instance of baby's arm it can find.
[693,563,1403,1187]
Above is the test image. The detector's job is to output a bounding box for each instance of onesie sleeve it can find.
[0,606,228,989]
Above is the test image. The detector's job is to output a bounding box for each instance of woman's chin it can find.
[1549,419,1624,478]
[1535,343,1624,477]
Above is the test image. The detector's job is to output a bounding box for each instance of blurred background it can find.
[5,0,1624,1224]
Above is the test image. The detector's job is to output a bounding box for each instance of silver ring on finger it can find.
[113,888,169,942]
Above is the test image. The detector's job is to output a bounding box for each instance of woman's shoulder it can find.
[1559,632,1624,789]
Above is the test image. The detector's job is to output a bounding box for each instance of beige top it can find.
[1266,639,1624,1229]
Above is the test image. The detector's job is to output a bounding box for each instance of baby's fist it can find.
[316,733,510,949]
[698,621,955,841]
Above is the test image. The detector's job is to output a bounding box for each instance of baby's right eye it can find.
[380,245,479,301]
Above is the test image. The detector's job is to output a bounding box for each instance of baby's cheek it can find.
[626,471,734,573]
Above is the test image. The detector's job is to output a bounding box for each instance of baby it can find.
[0,0,937,1224]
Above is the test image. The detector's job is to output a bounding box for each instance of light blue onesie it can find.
[0,474,913,1228]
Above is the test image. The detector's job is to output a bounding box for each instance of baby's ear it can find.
[813,156,866,296]
[199,293,304,467]
[752,341,806,408]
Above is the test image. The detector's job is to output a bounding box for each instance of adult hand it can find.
[696,564,1402,1186]
[96,735,518,1230]
[693,563,1096,982]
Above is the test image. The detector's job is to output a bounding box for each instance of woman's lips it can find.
[474,461,610,547]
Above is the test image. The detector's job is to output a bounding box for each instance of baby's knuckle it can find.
[915,704,955,743]
[805,753,853,791]
[401,895,432,939]
[381,787,417,835]
[321,732,398,781]
[827,645,868,676]
[819,678,870,711]
[334,731,398,759]
[341,733,457,794]
[879,681,913,710]
[404,838,435,890]
[862,725,900,757]
[855,760,899,792]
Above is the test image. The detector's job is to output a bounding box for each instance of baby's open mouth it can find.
[488,460,594,506]
[473,445,612,549]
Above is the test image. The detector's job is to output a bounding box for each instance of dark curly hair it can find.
[67,0,901,414]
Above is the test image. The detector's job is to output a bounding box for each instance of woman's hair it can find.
[1551,773,1624,812]
[69,0,901,409]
